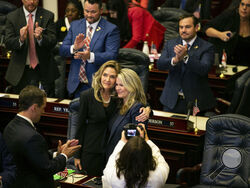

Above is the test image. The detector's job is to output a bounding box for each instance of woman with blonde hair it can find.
[106,68,148,159]
[75,62,150,177]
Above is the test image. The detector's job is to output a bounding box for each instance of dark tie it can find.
[180,0,187,10]
[79,26,93,83]
[28,14,38,69]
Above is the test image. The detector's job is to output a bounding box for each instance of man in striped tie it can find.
[60,0,120,98]
[4,0,59,97]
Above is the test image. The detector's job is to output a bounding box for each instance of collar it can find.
[86,17,101,31]
[182,35,197,49]
[23,6,37,18]
[65,17,70,31]
[17,114,36,129]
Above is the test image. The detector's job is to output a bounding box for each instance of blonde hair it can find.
[118,68,147,115]
[92,60,120,102]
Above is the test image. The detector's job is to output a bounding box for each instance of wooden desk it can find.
[0,94,208,184]
[148,65,249,110]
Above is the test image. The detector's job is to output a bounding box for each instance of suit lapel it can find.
[90,18,104,51]
[35,7,42,27]
[19,7,27,27]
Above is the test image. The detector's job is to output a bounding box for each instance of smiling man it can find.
[60,0,120,98]
[5,0,59,97]
[157,14,216,115]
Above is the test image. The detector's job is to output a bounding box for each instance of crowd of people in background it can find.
[0,0,249,187]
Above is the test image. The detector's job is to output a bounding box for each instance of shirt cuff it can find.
[61,153,68,161]
[19,39,24,47]
[88,52,95,63]
[171,57,177,66]
[37,38,42,46]
[70,45,74,54]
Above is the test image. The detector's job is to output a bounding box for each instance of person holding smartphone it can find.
[102,124,169,188]
[204,0,250,66]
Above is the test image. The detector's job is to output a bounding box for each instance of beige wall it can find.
[43,0,58,21]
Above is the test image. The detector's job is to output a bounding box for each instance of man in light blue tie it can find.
[157,14,215,114]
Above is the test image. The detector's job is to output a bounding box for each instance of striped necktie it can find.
[79,26,93,83]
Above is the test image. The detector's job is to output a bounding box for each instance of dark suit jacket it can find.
[59,17,120,95]
[55,18,67,42]
[3,116,66,188]
[75,88,117,176]
[106,103,148,160]
[161,0,202,13]
[157,36,216,111]
[0,133,16,188]
[4,6,59,86]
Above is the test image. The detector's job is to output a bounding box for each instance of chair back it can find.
[67,97,80,140]
[117,48,150,93]
[200,114,250,187]
[235,77,250,117]
[0,1,16,46]
[228,70,250,114]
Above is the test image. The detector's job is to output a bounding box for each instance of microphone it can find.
[186,101,193,120]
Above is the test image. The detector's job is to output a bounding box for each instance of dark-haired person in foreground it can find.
[157,14,215,115]
[3,86,81,188]
[102,125,169,188]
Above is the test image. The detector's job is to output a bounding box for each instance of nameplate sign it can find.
[0,97,18,109]
[52,106,69,113]
[148,115,194,132]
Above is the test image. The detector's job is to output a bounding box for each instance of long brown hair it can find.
[116,136,156,188]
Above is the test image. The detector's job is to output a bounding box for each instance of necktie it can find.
[180,0,187,10]
[28,14,38,69]
[79,26,93,83]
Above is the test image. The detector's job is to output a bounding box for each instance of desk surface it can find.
[153,110,208,131]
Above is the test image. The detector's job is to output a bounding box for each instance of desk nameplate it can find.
[149,115,194,132]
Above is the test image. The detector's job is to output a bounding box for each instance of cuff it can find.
[88,52,95,63]
[171,57,177,66]
[61,153,68,161]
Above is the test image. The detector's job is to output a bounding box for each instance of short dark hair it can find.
[85,0,102,9]
[116,136,156,187]
[179,14,199,27]
[18,85,46,112]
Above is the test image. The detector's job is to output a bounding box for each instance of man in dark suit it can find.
[60,0,120,98]
[4,0,59,97]
[157,14,215,114]
[0,132,16,188]
[3,86,81,188]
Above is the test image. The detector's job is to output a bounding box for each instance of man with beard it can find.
[60,0,120,98]
[157,14,215,115]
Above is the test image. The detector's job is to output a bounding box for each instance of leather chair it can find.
[176,114,250,187]
[117,48,150,93]
[53,43,66,99]
[0,1,16,47]
[216,70,250,117]
[67,97,80,140]
[153,7,187,42]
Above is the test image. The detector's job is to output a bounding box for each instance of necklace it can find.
[103,97,111,104]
